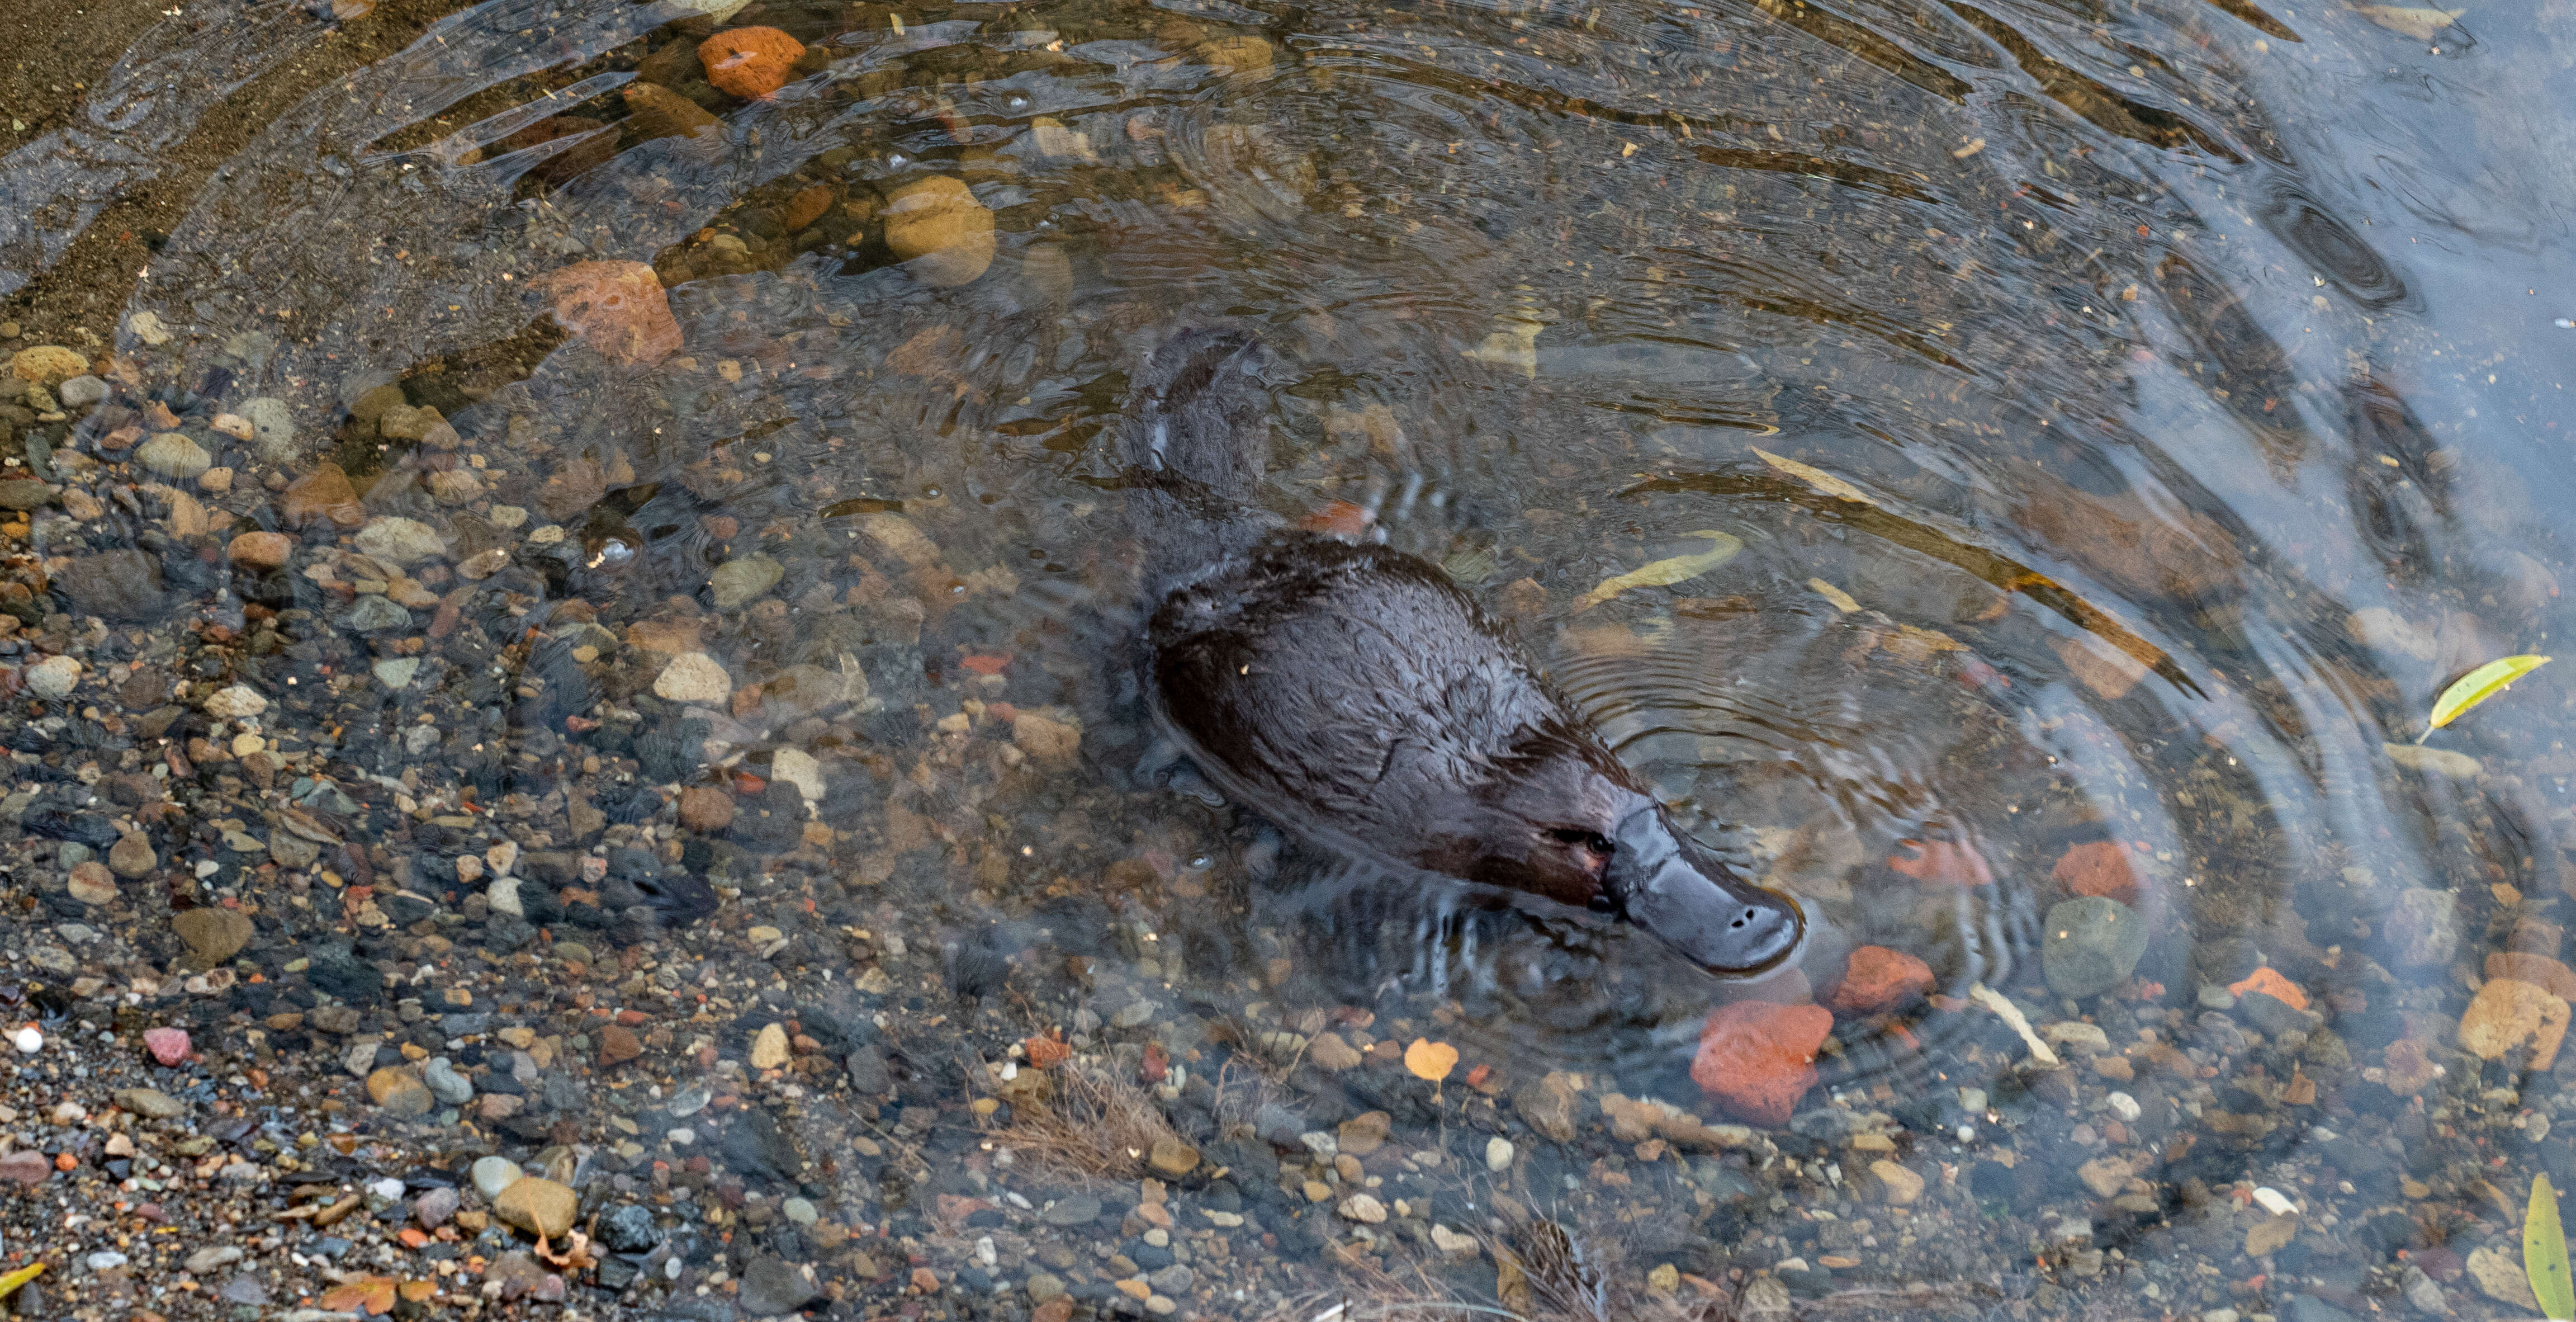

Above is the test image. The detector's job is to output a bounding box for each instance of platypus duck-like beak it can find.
[1602,805,1803,974]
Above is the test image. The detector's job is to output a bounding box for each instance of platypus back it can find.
[1123,329,1803,977]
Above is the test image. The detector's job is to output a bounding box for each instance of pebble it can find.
[654,651,732,705]
[424,1057,475,1105]
[185,1245,243,1273]
[1825,945,1937,1013]
[12,1027,41,1054]
[1043,1194,1101,1226]
[10,345,87,385]
[2388,887,2460,967]
[115,1088,184,1118]
[66,862,117,905]
[783,1196,818,1225]
[2040,896,2149,998]
[884,176,997,286]
[1868,1158,1925,1205]
[772,746,824,800]
[55,375,105,407]
[25,655,79,699]
[109,833,155,878]
[1691,1002,1833,1125]
[354,516,447,566]
[0,1151,48,1183]
[472,1155,524,1200]
[1338,1193,1387,1223]
[414,1186,460,1228]
[57,549,169,620]
[172,906,252,964]
[86,1250,128,1271]
[738,1256,828,1315]
[373,657,419,689]
[1485,1136,1516,1171]
[751,1022,792,1069]
[135,432,212,479]
[240,396,295,460]
[201,683,268,717]
[280,462,362,526]
[678,785,735,832]
[709,554,784,608]
[544,261,683,365]
[143,1027,190,1065]
[367,1067,432,1117]
[226,530,292,569]
[495,1177,579,1238]
[699,26,805,97]
[1147,1137,1200,1178]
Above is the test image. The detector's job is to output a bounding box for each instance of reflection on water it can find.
[6,0,2576,1311]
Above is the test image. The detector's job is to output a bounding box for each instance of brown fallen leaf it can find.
[319,1276,397,1316]
[2352,3,2463,38]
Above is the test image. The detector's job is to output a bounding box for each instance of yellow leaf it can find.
[2352,3,2463,39]
[2423,654,2550,740]
[1404,1038,1459,1082]
[1808,579,1859,613]
[1576,531,1742,608]
[1753,448,1878,507]
[0,1263,43,1302]
[2531,1173,2574,1320]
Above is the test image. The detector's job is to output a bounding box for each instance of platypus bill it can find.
[1124,329,1803,976]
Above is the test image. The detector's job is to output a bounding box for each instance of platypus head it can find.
[1449,744,1804,975]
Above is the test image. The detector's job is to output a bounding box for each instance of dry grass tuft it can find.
[988,1060,1186,1181]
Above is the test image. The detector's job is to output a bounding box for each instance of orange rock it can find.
[2051,840,2138,904]
[783,184,836,232]
[1824,946,1935,1014]
[543,261,681,366]
[2489,951,2576,1002]
[1298,500,1375,539]
[699,27,804,98]
[1690,1001,1832,1126]
[1890,834,1993,887]
[2228,966,2307,1012]
[909,1267,941,1294]
[1025,1033,1071,1069]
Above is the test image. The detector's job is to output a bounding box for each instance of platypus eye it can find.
[1547,827,1611,854]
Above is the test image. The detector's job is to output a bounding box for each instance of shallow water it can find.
[7,0,2576,1313]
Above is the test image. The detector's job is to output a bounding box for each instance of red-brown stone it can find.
[2051,841,2139,904]
[1824,945,1936,1014]
[1690,1000,1832,1126]
[699,27,805,99]
[1888,834,1993,887]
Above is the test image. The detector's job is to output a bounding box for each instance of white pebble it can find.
[2251,1186,2298,1217]
[1485,1136,1515,1172]
[13,1026,42,1054]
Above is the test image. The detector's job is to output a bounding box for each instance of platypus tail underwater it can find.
[1123,327,1803,979]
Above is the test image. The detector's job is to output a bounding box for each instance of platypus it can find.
[1124,329,1803,975]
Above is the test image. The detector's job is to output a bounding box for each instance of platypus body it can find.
[1124,330,1802,975]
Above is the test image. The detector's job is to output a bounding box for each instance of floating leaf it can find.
[1404,1038,1459,1082]
[2352,3,2463,39]
[2531,1174,2574,1320]
[320,1276,398,1316]
[1808,579,1860,613]
[1576,531,1742,608]
[1753,448,1878,507]
[2423,654,2551,741]
[0,1263,42,1302]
